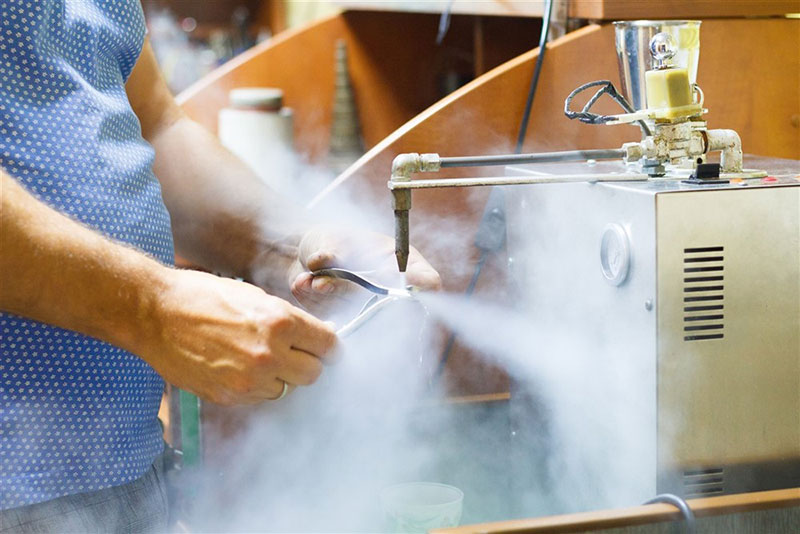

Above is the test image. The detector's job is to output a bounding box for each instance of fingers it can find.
[298,231,340,271]
[247,349,322,404]
[305,250,338,272]
[284,305,338,360]
[291,270,362,311]
[296,229,441,295]
[291,271,336,297]
[276,349,324,386]
[221,379,294,406]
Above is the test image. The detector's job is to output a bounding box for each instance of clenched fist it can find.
[142,269,337,405]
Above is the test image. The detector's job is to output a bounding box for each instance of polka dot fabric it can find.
[0,0,175,508]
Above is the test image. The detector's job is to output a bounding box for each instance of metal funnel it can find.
[614,20,701,111]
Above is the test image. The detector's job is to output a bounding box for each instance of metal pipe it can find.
[392,189,411,272]
[705,129,742,173]
[387,149,634,272]
[438,149,626,168]
[389,173,648,190]
[390,154,437,273]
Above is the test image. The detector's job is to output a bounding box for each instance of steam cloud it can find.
[170,150,658,532]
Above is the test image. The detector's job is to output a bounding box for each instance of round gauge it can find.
[600,223,631,286]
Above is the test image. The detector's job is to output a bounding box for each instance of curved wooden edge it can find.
[432,488,800,534]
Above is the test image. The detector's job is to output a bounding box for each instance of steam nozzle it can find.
[392,189,411,272]
[389,153,440,273]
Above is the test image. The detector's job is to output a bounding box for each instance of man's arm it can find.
[0,170,336,404]
[125,41,304,293]
[125,41,441,300]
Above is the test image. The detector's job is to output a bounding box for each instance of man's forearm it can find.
[0,171,168,355]
[148,115,306,292]
[125,42,309,295]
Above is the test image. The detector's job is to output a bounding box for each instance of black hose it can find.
[515,0,555,154]
[564,79,652,137]
[435,0,456,45]
[644,494,697,534]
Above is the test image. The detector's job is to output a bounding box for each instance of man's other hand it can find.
[289,228,441,313]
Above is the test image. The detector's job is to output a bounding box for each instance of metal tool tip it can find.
[396,253,409,273]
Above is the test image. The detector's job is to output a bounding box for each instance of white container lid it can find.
[229,87,283,111]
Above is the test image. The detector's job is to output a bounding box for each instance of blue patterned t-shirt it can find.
[0,0,175,508]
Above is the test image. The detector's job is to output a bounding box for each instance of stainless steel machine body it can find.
[505,158,800,501]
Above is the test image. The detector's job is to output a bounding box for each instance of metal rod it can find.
[438,149,625,168]
[389,173,647,190]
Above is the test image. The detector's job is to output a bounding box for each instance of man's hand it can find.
[1,171,337,406]
[145,269,337,405]
[288,227,441,313]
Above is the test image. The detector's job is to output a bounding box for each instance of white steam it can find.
[174,150,658,531]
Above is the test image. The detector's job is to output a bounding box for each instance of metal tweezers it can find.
[310,268,416,338]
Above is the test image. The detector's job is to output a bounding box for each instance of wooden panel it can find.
[432,488,800,534]
[568,0,800,20]
[344,12,544,152]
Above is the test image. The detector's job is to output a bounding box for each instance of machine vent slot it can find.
[683,467,725,497]
[684,275,724,283]
[684,305,723,312]
[684,295,723,303]
[683,256,724,263]
[684,266,724,273]
[684,314,724,322]
[683,247,724,341]
[684,247,724,253]
[684,285,724,293]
